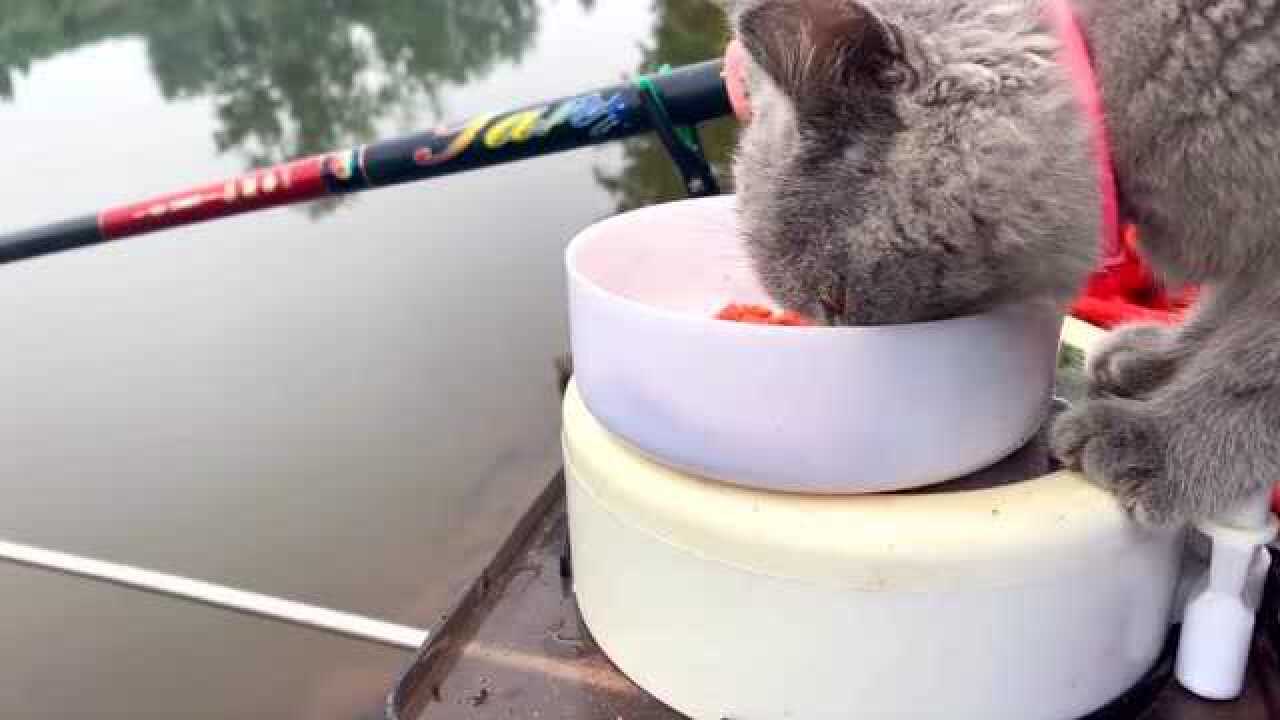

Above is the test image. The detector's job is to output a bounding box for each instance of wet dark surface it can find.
[390,486,686,720]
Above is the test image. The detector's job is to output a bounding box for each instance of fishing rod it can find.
[0,59,731,266]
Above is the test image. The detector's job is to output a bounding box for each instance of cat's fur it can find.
[727,0,1099,325]
[724,0,1280,525]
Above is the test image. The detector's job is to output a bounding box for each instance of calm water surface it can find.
[0,1,735,717]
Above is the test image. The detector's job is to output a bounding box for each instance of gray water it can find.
[0,2,734,717]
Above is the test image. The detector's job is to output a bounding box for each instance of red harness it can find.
[1048,1,1198,330]
[1071,224,1198,328]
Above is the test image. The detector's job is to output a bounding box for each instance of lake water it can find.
[0,2,735,717]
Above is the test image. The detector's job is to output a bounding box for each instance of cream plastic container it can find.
[563,378,1185,719]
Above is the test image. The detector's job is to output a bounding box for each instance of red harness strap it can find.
[1070,224,1197,329]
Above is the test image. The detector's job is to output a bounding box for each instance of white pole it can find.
[0,539,428,651]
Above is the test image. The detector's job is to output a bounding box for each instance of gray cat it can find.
[723,0,1280,525]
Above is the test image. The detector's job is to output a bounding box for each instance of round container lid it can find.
[564,381,1179,591]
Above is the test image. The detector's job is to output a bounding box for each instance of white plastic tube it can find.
[1175,486,1278,700]
[0,539,428,651]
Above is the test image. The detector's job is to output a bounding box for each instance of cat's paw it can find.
[1088,324,1180,399]
[1051,398,1178,526]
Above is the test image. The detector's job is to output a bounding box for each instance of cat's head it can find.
[724,0,1100,324]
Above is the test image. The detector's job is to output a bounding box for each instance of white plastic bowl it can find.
[565,195,1063,494]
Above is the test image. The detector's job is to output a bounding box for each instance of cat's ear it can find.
[736,0,908,99]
